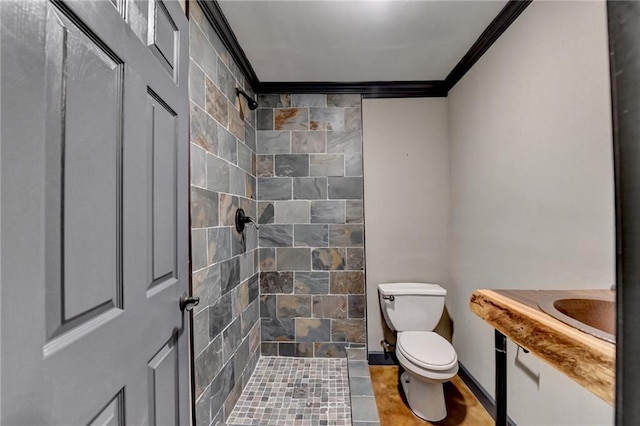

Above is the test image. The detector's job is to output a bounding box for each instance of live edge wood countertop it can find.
[470,289,615,404]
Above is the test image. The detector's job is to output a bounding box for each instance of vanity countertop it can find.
[469,289,615,404]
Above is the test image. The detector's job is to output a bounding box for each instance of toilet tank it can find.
[378,283,446,332]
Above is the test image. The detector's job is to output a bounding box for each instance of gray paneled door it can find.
[1,0,190,424]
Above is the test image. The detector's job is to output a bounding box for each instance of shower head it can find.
[235,88,258,110]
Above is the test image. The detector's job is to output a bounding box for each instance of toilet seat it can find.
[397,331,457,371]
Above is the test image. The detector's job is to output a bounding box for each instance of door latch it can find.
[180,294,200,311]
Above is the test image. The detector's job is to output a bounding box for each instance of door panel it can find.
[1,0,190,424]
[44,1,125,338]
[89,390,125,426]
[147,0,179,80]
[48,4,124,323]
[149,92,178,284]
[148,335,180,425]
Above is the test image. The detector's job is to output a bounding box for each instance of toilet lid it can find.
[397,331,457,371]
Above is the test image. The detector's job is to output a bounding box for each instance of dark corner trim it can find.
[607,2,640,424]
[444,0,532,92]
[257,81,448,98]
[197,0,260,89]
[197,0,530,98]
[367,351,400,365]
[458,363,517,426]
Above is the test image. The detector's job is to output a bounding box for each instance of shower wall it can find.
[189,3,260,425]
[255,94,366,357]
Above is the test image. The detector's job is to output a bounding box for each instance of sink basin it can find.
[538,295,616,344]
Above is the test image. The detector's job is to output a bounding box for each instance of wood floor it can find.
[369,366,494,426]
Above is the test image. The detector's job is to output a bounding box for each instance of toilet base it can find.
[400,371,447,422]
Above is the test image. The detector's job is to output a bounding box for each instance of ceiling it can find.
[217,0,509,83]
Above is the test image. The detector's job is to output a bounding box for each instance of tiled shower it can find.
[188,2,366,425]
[189,3,260,425]
[255,93,366,358]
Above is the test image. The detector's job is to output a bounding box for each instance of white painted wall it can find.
[362,98,451,351]
[447,1,615,425]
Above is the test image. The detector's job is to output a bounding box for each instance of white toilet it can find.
[378,282,458,422]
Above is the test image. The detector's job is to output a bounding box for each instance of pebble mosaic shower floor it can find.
[225,357,351,426]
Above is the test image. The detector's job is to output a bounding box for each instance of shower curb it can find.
[347,348,381,426]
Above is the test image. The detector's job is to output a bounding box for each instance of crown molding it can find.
[444,0,532,91]
[198,0,532,97]
[196,0,259,88]
[257,80,448,98]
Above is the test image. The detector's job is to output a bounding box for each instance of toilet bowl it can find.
[378,283,459,422]
[396,331,458,422]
